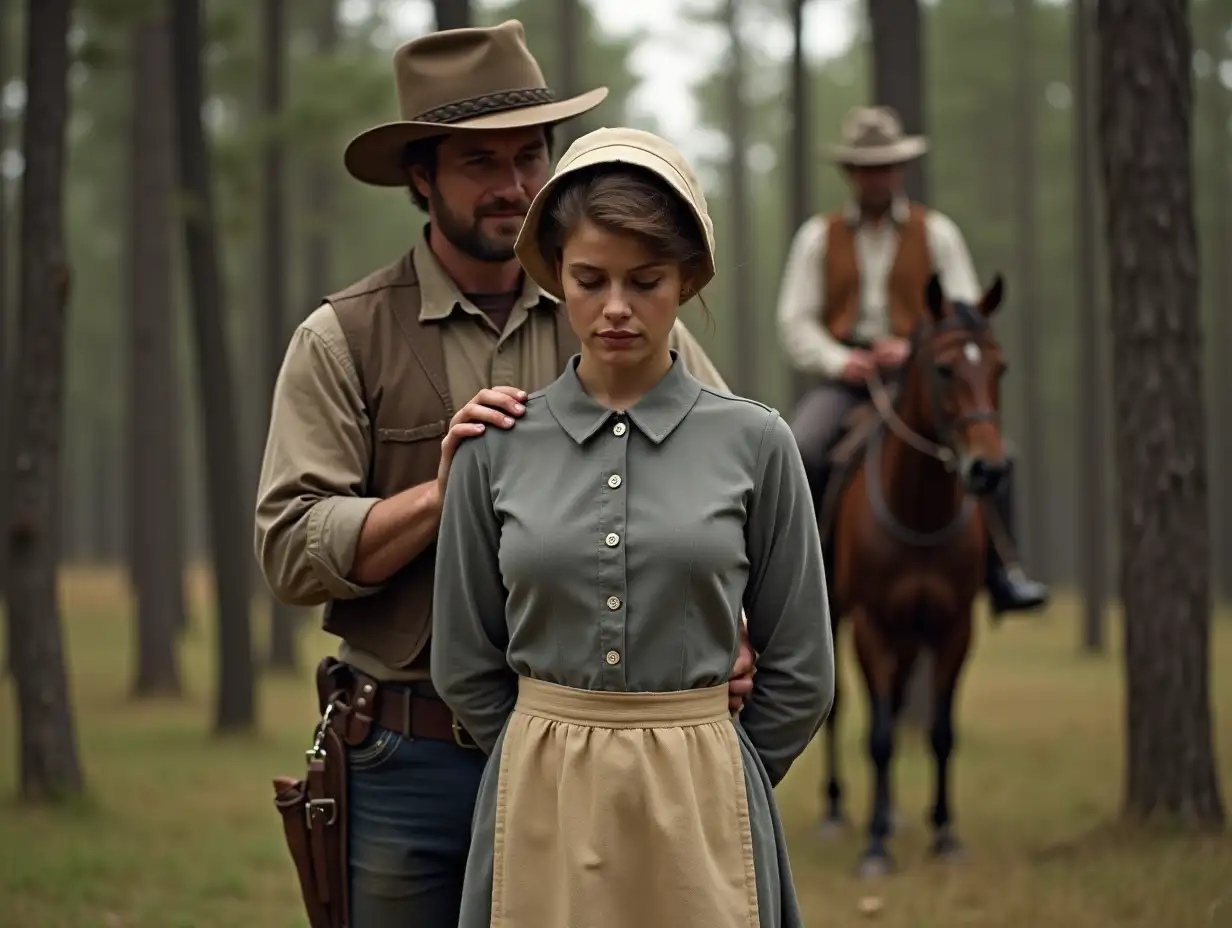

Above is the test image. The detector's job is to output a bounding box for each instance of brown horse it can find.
[821,272,1009,877]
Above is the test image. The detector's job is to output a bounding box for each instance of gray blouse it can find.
[431,353,834,786]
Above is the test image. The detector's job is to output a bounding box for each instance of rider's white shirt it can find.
[775,196,983,381]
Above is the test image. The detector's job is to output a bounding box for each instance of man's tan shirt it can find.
[254,240,729,680]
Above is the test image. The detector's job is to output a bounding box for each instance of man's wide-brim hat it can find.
[826,105,928,167]
[344,19,609,187]
[515,126,716,303]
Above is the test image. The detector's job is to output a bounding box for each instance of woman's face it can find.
[559,219,685,369]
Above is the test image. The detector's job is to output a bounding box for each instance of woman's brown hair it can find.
[536,164,711,312]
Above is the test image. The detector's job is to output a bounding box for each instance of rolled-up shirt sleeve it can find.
[254,304,383,606]
[739,412,835,786]
[776,216,851,381]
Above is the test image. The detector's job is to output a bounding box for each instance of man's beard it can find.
[429,185,528,263]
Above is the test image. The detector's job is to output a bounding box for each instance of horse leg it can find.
[928,610,973,861]
[853,611,897,877]
[819,608,847,835]
[819,658,846,835]
[882,643,920,838]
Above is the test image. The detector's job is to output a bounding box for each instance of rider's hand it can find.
[728,620,756,712]
[873,337,910,370]
[840,350,876,384]
[436,386,528,498]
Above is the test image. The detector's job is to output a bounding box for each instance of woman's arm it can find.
[740,412,836,786]
[430,436,516,755]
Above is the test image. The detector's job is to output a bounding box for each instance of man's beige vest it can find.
[323,250,579,671]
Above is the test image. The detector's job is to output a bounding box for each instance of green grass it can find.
[2,567,1231,927]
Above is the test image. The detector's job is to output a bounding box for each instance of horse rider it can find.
[254,21,754,927]
[775,104,1049,619]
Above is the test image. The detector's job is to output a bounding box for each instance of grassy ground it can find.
[2,568,1231,928]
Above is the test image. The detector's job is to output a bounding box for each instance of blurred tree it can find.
[0,0,11,610]
[127,9,186,697]
[555,0,582,150]
[171,0,256,732]
[434,0,472,30]
[786,0,812,408]
[6,0,85,800]
[1073,0,1107,653]
[1012,0,1046,581]
[724,0,755,394]
[1199,0,1231,601]
[869,0,927,201]
[261,0,300,673]
[1097,0,1225,825]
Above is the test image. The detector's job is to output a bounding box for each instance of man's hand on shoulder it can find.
[435,386,528,497]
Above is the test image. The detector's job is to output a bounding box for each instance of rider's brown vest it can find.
[323,250,580,671]
[820,203,933,341]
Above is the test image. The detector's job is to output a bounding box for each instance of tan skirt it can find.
[488,677,761,928]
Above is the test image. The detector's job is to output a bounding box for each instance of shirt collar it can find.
[545,351,703,446]
[414,224,556,322]
[842,194,911,227]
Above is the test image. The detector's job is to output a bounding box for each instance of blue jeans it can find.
[347,720,489,927]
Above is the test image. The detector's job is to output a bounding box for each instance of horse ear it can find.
[925,273,946,322]
[981,273,1005,316]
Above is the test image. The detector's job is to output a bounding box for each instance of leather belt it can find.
[349,676,480,750]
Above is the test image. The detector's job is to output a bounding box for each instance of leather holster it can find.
[272,658,354,928]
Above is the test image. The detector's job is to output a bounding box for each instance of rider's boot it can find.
[983,459,1049,619]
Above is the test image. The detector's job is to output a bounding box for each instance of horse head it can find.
[908,272,1009,496]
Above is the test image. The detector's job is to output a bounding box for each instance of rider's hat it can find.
[826,106,927,167]
[344,20,609,187]
[514,127,716,303]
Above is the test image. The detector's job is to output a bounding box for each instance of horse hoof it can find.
[857,850,893,879]
[930,832,965,863]
[818,814,846,839]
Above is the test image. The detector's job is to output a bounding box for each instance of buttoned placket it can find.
[597,412,630,688]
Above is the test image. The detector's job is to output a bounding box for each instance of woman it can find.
[432,127,834,928]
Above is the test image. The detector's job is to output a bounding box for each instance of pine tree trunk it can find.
[128,15,185,698]
[1012,0,1047,581]
[170,0,256,732]
[6,0,85,801]
[1096,0,1225,826]
[261,0,300,673]
[432,0,471,31]
[725,0,755,395]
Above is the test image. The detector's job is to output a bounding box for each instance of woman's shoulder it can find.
[692,385,786,440]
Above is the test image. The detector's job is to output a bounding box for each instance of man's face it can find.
[844,163,904,216]
[412,126,551,263]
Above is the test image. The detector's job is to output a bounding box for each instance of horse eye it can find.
[936,364,954,380]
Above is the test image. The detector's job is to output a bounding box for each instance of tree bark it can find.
[170,0,256,732]
[868,0,931,727]
[1074,0,1107,653]
[127,15,185,698]
[1204,0,1232,602]
[261,0,299,673]
[1096,0,1225,826]
[6,0,85,801]
[1012,0,1047,581]
[432,0,471,31]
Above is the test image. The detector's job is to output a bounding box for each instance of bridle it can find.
[865,302,1000,473]
[860,303,1002,548]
